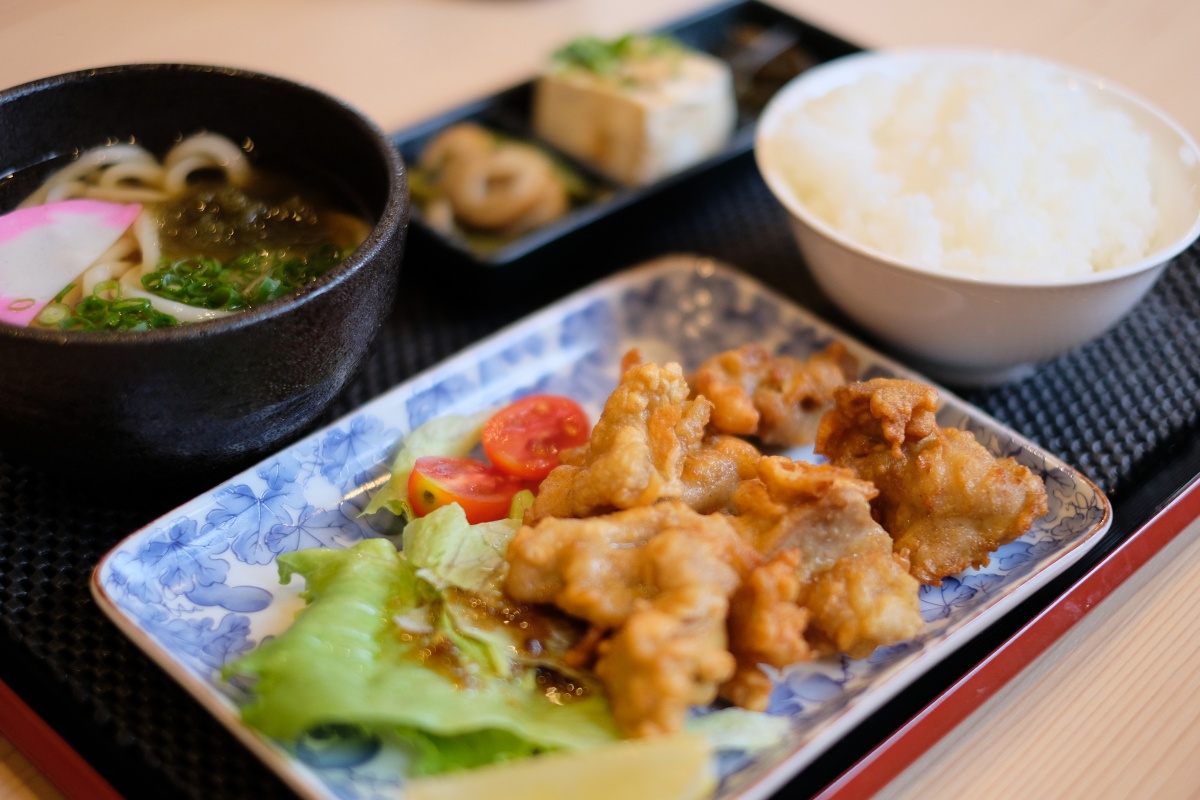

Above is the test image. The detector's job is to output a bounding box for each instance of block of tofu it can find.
[533,37,737,187]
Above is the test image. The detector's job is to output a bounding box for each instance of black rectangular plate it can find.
[391,0,860,269]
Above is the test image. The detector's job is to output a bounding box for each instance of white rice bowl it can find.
[765,53,1165,281]
[755,49,1200,384]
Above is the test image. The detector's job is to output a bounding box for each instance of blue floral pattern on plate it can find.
[92,255,1111,800]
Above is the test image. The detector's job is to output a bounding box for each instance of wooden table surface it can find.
[1,0,1198,797]
[0,0,1197,139]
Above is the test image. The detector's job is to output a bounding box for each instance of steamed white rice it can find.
[771,58,1162,280]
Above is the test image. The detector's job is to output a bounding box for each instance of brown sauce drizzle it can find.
[444,587,586,661]
[535,667,592,705]
[391,589,590,699]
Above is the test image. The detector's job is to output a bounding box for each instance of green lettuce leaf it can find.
[401,504,524,676]
[363,408,494,518]
[402,503,518,594]
[398,502,586,682]
[224,538,618,775]
[393,726,541,776]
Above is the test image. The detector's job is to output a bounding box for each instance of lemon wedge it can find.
[403,733,716,800]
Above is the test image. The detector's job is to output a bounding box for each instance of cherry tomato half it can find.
[408,456,533,524]
[482,395,590,481]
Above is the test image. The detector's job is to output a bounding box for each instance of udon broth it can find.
[0,133,370,331]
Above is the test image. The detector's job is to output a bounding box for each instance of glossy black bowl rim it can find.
[0,62,408,348]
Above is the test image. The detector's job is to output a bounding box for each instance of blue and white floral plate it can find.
[92,255,1111,800]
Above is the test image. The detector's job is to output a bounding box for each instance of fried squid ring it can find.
[444,145,562,230]
[418,123,493,172]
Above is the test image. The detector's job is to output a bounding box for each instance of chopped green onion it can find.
[39,241,350,333]
[140,244,351,313]
[7,297,36,311]
[206,286,236,308]
[92,279,120,298]
[39,281,179,332]
[77,296,107,318]
[552,33,682,75]
[36,303,69,325]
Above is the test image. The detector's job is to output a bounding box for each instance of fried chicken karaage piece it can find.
[800,550,921,659]
[595,586,734,738]
[688,342,858,446]
[526,362,709,522]
[528,360,762,521]
[721,548,812,710]
[731,456,923,663]
[504,501,761,736]
[732,456,891,571]
[815,378,1050,585]
[506,501,758,626]
[680,434,762,514]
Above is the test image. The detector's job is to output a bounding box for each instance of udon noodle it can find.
[20,133,252,208]
[6,133,369,330]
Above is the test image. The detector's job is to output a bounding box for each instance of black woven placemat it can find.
[2,151,1198,799]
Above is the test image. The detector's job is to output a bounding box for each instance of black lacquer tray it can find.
[4,2,1200,798]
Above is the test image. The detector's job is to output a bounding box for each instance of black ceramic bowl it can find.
[0,64,408,491]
